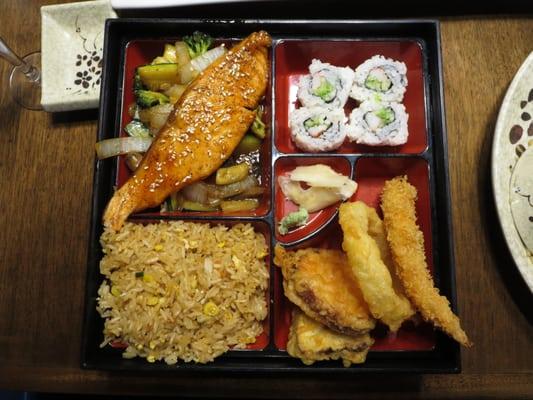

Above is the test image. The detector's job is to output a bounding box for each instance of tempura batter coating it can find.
[274,245,375,335]
[339,201,415,331]
[381,176,471,347]
[287,308,373,367]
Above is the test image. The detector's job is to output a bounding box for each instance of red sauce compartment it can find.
[273,156,435,352]
[273,156,352,244]
[274,40,427,155]
[116,39,272,218]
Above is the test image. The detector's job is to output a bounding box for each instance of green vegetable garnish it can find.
[183,31,214,59]
[278,208,309,235]
[135,89,170,108]
[312,78,335,101]
[375,107,395,125]
[135,271,144,278]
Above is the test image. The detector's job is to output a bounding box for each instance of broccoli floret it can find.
[278,208,309,235]
[135,89,170,108]
[183,31,213,59]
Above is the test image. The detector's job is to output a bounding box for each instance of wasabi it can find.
[278,208,309,235]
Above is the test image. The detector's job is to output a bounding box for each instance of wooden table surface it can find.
[0,1,532,398]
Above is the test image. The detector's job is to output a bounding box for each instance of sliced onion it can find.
[181,175,258,204]
[182,181,210,204]
[190,45,227,72]
[95,137,152,160]
[138,103,174,135]
[211,175,258,199]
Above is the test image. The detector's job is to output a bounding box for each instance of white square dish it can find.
[41,0,117,112]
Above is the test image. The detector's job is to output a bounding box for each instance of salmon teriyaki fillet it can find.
[104,31,272,231]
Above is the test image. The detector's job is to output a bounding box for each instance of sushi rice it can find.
[290,107,346,152]
[351,55,408,103]
[346,100,409,146]
[297,59,355,109]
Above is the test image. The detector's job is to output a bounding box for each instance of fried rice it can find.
[97,221,269,364]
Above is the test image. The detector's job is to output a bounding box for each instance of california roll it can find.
[347,101,408,146]
[297,59,355,109]
[351,55,407,103]
[290,107,346,152]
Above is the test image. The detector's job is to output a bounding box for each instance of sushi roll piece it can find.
[290,107,347,152]
[347,101,409,146]
[297,59,355,109]
[351,55,408,103]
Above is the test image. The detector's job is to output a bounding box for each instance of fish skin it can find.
[104,31,271,231]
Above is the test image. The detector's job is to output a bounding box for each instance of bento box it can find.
[82,19,461,373]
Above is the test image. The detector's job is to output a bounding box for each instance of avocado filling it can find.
[311,75,337,102]
[364,107,395,132]
[364,67,392,92]
[304,115,333,138]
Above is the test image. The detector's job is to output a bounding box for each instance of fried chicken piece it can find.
[339,201,415,332]
[103,31,271,231]
[381,176,471,347]
[287,308,373,367]
[274,245,375,335]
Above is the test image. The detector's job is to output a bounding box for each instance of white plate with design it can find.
[41,0,117,112]
[492,50,533,294]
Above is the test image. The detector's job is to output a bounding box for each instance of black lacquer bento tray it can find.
[82,19,461,373]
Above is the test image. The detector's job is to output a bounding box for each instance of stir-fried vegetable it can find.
[138,103,174,135]
[151,56,169,65]
[215,163,249,185]
[220,199,259,212]
[182,200,218,212]
[135,89,169,108]
[189,45,226,72]
[183,31,213,59]
[233,185,265,199]
[124,120,151,138]
[234,134,261,156]
[251,106,266,139]
[163,44,177,63]
[182,175,259,204]
[137,64,180,90]
[133,71,143,91]
[174,42,191,66]
[95,137,152,160]
[125,152,143,171]
[164,84,187,104]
